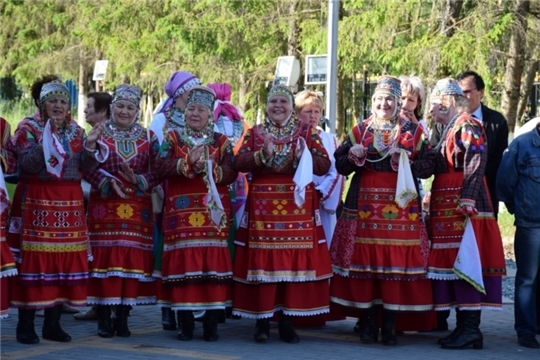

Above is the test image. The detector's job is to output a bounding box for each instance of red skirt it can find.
[10,181,89,309]
[158,176,232,310]
[87,190,156,305]
[428,172,506,279]
[233,174,332,318]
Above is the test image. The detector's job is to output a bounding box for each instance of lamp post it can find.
[326,0,338,134]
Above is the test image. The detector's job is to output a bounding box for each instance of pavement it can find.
[1,267,537,360]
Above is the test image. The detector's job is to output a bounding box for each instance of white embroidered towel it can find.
[453,219,486,294]
[43,119,67,179]
[293,138,312,207]
[206,159,226,230]
[395,149,417,208]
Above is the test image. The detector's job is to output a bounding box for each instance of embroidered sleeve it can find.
[335,132,361,176]
[15,128,46,173]
[154,131,182,177]
[456,121,487,210]
[309,127,330,176]
[235,129,262,173]
[215,141,238,185]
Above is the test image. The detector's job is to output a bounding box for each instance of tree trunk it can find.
[501,0,530,133]
[440,0,463,36]
[517,58,538,127]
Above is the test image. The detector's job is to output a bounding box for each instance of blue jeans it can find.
[514,226,540,336]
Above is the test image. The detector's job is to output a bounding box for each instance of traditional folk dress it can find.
[84,121,159,305]
[1,118,17,318]
[330,116,433,313]
[412,114,506,310]
[232,120,332,319]
[154,128,237,311]
[9,116,103,309]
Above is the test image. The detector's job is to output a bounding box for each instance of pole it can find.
[326,0,338,134]
[363,66,369,120]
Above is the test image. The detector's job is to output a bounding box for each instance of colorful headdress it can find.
[112,84,142,108]
[39,81,70,108]
[374,76,402,99]
[186,85,216,112]
[158,71,201,113]
[207,82,243,122]
[267,84,294,105]
[430,78,464,102]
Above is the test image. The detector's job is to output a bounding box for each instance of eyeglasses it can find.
[462,88,477,95]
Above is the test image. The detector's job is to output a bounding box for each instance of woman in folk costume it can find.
[232,84,332,344]
[9,81,106,344]
[295,90,344,249]
[84,84,159,338]
[329,76,433,346]
[149,71,201,330]
[412,78,505,350]
[207,82,249,258]
[154,85,237,342]
[1,117,17,319]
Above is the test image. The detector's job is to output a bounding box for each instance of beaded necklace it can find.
[181,120,214,148]
[262,116,297,158]
[104,120,144,141]
[166,107,186,132]
[362,115,401,163]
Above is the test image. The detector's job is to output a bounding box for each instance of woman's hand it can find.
[401,108,418,124]
[188,144,205,165]
[262,133,274,160]
[349,144,366,158]
[86,124,103,149]
[111,179,127,199]
[389,147,403,164]
[118,161,138,185]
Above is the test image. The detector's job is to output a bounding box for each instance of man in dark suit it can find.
[430,71,508,218]
[430,71,509,331]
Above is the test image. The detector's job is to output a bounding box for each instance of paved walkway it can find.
[1,302,537,360]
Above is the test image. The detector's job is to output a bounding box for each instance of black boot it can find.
[16,309,40,344]
[42,305,71,342]
[254,318,270,342]
[437,309,450,331]
[438,309,464,345]
[203,310,220,341]
[359,308,378,343]
[441,310,483,350]
[97,305,114,338]
[177,311,195,341]
[161,307,177,331]
[278,313,299,344]
[381,310,397,346]
[113,305,131,337]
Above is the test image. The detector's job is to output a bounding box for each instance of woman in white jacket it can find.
[295,90,344,248]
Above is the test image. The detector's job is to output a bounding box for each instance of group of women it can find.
[0,71,505,351]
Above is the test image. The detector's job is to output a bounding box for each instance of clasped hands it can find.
[188,144,216,173]
[111,161,138,199]
[261,134,304,161]
[349,144,405,164]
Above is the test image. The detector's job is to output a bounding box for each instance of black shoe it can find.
[438,310,465,345]
[113,305,131,337]
[97,305,114,338]
[278,314,299,344]
[254,319,270,342]
[161,308,177,331]
[359,309,378,343]
[42,306,71,342]
[381,311,397,346]
[203,310,219,342]
[177,311,195,341]
[518,334,540,349]
[16,309,40,344]
[440,311,483,350]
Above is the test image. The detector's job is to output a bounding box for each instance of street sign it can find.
[305,55,327,85]
[273,56,300,86]
[92,60,109,81]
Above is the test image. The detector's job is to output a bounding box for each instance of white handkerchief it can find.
[395,149,417,208]
[43,119,67,179]
[293,138,312,207]
[453,219,486,294]
[206,159,226,230]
